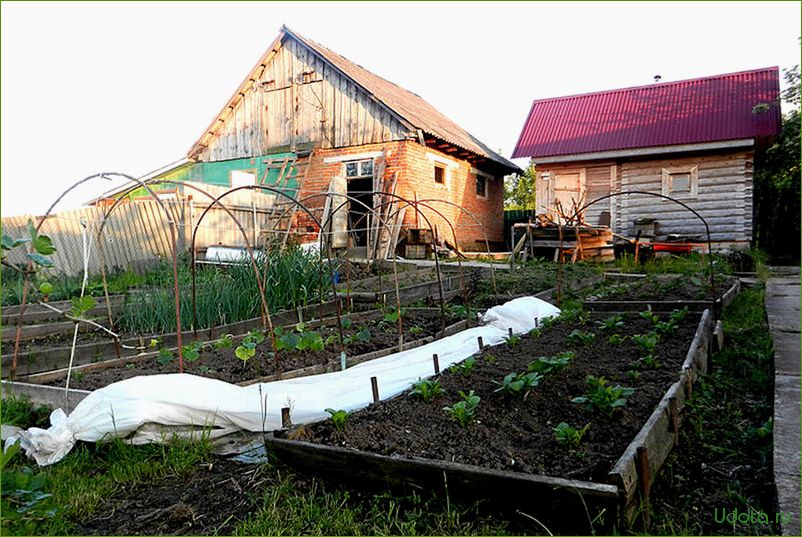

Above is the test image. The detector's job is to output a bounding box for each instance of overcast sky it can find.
[2,1,799,217]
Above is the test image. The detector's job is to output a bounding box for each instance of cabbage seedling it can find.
[451,356,476,376]
[632,332,659,354]
[410,378,443,402]
[571,375,635,417]
[443,390,480,427]
[566,329,596,346]
[596,314,624,332]
[325,408,349,432]
[493,372,542,396]
[528,351,574,375]
[553,422,590,448]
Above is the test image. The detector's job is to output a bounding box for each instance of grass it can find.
[1,266,145,307]
[647,286,777,535]
[0,395,52,429]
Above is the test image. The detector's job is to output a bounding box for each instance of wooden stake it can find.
[508,327,514,338]
[370,376,379,403]
[636,445,652,527]
[281,407,291,428]
[534,317,539,327]
[138,336,145,355]
[668,396,680,445]
[477,336,483,349]
[433,353,440,375]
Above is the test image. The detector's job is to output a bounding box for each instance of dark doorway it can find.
[347,177,373,247]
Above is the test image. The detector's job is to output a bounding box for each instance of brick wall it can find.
[294,140,504,249]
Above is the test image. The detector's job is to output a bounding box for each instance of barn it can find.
[512,67,782,247]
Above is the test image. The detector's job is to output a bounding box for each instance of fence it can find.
[1,184,281,276]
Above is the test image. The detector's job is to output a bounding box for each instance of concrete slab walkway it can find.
[766,271,801,535]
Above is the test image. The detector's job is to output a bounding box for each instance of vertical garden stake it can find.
[433,353,440,375]
[370,376,379,403]
[477,336,483,349]
[340,351,347,371]
[508,327,513,338]
[281,407,291,429]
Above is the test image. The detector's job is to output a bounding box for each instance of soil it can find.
[299,310,700,483]
[343,268,455,292]
[74,459,267,536]
[48,310,461,391]
[584,274,738,302]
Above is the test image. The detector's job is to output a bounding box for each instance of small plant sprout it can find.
[596,314,624,332]
[607,333,627,346]
[410,378,443,403]
[571,375,635,417]
[527,351,574,375]
[566,329,596,346]
[632,332,660,354]
[628,369,641,382]
[553,422,590,448]
[505,332,521,347]
[451,356,476,376]
[235,330,265,362]
[212,333,234,350]
[156,348,174,366]
[443,390,480,427]
[638,354,662,369]
[482,353,497,364]
[181,341,202,362]
[409,325,424,336]
[68,295,96,320]
[339,327,372,346]
[340,317,354,330]
[324,408,350,432]
[639,309,660,324]
[669,307,689,324]
[493,372,542,397]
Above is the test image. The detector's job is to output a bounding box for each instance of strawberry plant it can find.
[596,314,624,332]
[553,422,590,448]
[324,408,349,432]
[527,351,574,375]
[443,390,480,427]
[566,329,596,346]
[410,378,443,403]
[492,372,542,397]
[571,375,635,417]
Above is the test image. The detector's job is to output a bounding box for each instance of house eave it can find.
[531,139,755,165]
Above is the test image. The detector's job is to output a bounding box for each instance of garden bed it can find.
[21,308,467,392]
[266,306,715,532]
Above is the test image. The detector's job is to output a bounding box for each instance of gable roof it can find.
[512,67,781,160]
[189,26,519,174]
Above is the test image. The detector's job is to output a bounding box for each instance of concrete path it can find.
[766,271,800,535]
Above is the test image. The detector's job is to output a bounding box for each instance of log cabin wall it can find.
[195,35,414,163]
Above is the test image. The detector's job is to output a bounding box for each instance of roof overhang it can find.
[531,139,755,165]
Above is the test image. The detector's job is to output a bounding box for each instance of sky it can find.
[1,1,800,217]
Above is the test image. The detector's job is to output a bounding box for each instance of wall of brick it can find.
[293,140,504,249]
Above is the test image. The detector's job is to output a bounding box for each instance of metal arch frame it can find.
[574,190,717,299]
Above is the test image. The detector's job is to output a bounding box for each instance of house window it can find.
[661,166,698,197]
[434,164,446,184]
[344,159,374,179]
[476,175,487,197]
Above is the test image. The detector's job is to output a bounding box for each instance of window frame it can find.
[661,165,699,197]
[433,163,446,185]
[472,168,492,200]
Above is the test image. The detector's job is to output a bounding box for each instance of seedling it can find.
[340,317,354,330]
[655,320,677,336]
[124,363,135,369]
[607,333,627,346]
[571,375,635,417]
[566,329,596,346]
[482,353,497,365]
[443,390,480,427]
[325,408,350,432]
[553,422,590,448]
[235,330,265,362]
[638,354,662,369]
[409,325,424,336]
[451,356,476,376]
[341,327,372,346]
[181,341,202,363]
[156,348,174,366]
[410,378,443,403]
[493,372,542,397]
[212,334,234,350]
[639,309,660,324]
[596,314,624,332]
[198,365,211,374]
[627,370,641,382]
[383,307,406,323]
[505,333,521,347]
[632,332,659,354]
[669,307,689,324]
[68,296,96,319]
[38,281,54,297]
[529,327,543,338]
[528,351,574,375]
[148,338,161,348]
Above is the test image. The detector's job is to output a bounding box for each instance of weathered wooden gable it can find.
[196,35,413,162]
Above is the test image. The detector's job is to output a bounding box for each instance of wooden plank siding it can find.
[535,149,754,243]
[199,35,412,163]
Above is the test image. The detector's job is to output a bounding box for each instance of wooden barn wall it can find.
[535,163,614,226]
[618,150,754,242]
[200,36,412,162]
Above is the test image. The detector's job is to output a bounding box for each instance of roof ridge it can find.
[531,66,780,104]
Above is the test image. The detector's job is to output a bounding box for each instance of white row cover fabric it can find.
[8,297,559,466]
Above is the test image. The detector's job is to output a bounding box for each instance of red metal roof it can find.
[512,67,781,159]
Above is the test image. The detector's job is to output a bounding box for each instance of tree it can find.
[753,63,801,263]
[504,164,538,210]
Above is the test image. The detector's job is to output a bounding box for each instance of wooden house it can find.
[165,26,520,253]
[512,68,781,247]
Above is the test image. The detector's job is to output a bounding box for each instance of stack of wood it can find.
[512,223,614,263]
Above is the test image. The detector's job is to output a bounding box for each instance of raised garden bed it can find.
[337,266,465,303]
[16,308,467,393]
[265,306,716,532]
[583,274,741,313]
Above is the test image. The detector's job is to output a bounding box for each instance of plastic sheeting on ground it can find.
[8,297,560,466]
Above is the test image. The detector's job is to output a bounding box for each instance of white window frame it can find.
[661,165,698,197]
[342,158,375,180]
[426,152,457,190]
[472,168,492,200]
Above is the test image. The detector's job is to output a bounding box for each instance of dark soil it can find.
[584,274,738,302]
[74,459,266,536]
[344,268,452,292]
[300,310,700,483]
[48,310,461,391]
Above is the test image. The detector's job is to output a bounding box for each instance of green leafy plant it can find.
[235,330,265,362]
[596,314,624,332]
[341,327,372,346]
[504,333,521,347]
[67,296,96,319]
[639,309,660,324]
[451,356,476,376]
[669,307,689,324]
[156,348,174,366]
[409,325,424,336]
[527,351,574,375]
[607,333,627,346]
[325,408,349,432]
[566,329,596,346]
[632,332,659,354]
[37,281,53,297]
[443,390,480,427]
[382,307,406,324]
[1,441,59,527]
[493,372,542,396]
[553,422,590,448]
[627,369,641,382]
[212,334,234,350]
[410,378,443,403]
[571,375,635,417]
[638,354,662,369]
[482,353,497,364]
[340,317,354,330]
[181,341,202,363]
